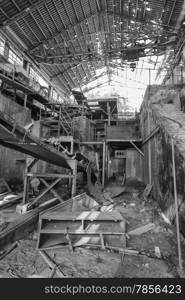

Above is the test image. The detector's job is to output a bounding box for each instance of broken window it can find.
[8,48,23,66]
[0,36,5,56]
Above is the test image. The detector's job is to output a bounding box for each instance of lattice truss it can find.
[0,0,184,94]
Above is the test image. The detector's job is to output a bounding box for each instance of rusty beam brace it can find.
[142,126,160,146]
[130,140,144,157]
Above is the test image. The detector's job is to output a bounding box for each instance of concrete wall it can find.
[125,149,143,181]
[140,85,185,236]
[108,148,143,182]
[0,92,31,185]
[108,157,125,178]
[106,119,140,140]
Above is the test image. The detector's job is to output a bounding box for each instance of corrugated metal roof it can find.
[0,0,184,93]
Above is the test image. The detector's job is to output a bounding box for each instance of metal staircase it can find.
[59,106,73,136]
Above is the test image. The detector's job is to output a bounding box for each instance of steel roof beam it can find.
[0,0,48,28]
[28,8,174,53]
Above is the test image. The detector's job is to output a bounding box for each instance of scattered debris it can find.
[0,183,183,278]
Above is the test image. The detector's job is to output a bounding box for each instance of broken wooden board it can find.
[128,223,155,236]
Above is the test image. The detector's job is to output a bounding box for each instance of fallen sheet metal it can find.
[37,192,126,250]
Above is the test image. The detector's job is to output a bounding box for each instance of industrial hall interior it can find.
[1,0,185,279]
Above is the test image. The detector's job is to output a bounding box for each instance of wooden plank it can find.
[128,223,155,236]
